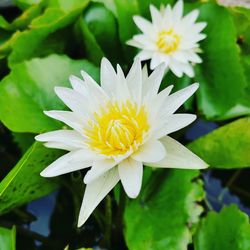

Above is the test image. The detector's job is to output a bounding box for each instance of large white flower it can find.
[35,58,208,227]
[127,0,206,77]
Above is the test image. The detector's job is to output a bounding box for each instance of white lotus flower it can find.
[127,0,207,77]
[35,58,208,227]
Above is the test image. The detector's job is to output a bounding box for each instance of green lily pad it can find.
[124,169,204,250]
[188,117,250,168]
[194,205,250,250]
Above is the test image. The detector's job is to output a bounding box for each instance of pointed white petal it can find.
[147,85,174,124]
[173,0,183,21]
[40,150,93,177]
[131,139,166,163]
[116,64,131,102]
[182,9,199,25]
[44,110,85,133]
[143,63,165,98]
[163,5,173,29]
[163,83,199,115]
[126,38,145,49]
[100,58,117,95]
[84,159,117,184]
[150,53,161,70]
[132,34,157,50]
[35,130,85,148]
[54,87,89,115]
[154,114,197,139]
[146,136,208,169]
[126,58,142,105]
[133,16,155,38]
[150,4,162,25]
[142,64,148,83]
[182,63,195,78]
[118,158,143,198]
[186,51,202,63]
[80,70,110,109]
[78,167,119,227]
[172,51,189,63]
[168,60,184,77]
[43,142,77,151]
[136,50,153,61]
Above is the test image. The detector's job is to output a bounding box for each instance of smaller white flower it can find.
[127,0,207,77]
[35,58,208,227]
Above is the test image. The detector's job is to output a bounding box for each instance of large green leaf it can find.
[114,0,139,61]
[194,205,250,250]
[0,226,16,250]
[0,54,99,133]
[74,17,104,65]
[0,142,61,215]
[82,2,123,64]
[188,117,250,168]
[8,1,88,67]
[124,169,204,250]
[195,3,247,119]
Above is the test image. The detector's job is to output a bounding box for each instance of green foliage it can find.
[124,169,204,250]
[194,3,247,119]
[194,205,250,250]
[82,3,122,64]
[0,54,99,133]
[0,0,250,248]
[188,117,250,168]
[0,226,16,250]
[0,142,61,215]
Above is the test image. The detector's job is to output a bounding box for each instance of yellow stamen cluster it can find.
[84,101,149,157]
[157,29,180,54]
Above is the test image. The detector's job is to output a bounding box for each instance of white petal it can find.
[80,71,110,107]
[136,50,153,61]
[193,22,207,33]
[126,58,142,105]
[116,64,131,102]
[54,87,89,115]
[143,63,165,98]
[131,139,166,163]
[133,16,155,38]
[118,158,143,198]
[163,83,199,115]
[35,130,85,149]
[154,114,197,139]
[132,34,157,50]
[168,60,184,77]
[172,51,189,63]
[163,5,173,29]
[84,159,117,184]
[147,85,174,124]
[44,110,85,133]
[146,136,208,169]
[43,142,77,151]
[182,63,195,78]
[40,150,93,177]
[150,5,162,25]
[126,39,145,49]
[182,9,199,25]
[186,51,202,63]
[150,53,161,70]
[173,0,183,21]
[142,64,148,83]
[78,167,119,227]
[100,58,117,95]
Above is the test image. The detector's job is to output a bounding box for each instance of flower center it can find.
[84,101,149,157]
[157,29,180,54]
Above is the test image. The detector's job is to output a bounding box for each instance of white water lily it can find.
[35,58,208,227]
[127,0,206,77]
